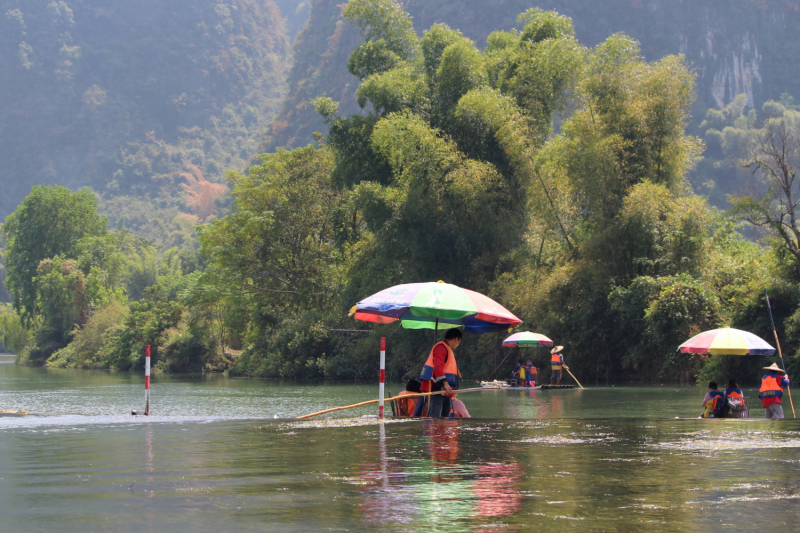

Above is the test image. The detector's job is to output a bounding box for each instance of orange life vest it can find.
[759,374,784,399]
[551,353,562,368]
[726,389,743,402]
[726,388,744,410]
[396,392,418,416]
[420,341,460,388]
[706,390,726,417]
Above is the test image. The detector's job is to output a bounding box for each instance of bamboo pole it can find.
[564,367,584,389]
[770,332,795,418]
[766,290,796,419]
[295,386,498,420]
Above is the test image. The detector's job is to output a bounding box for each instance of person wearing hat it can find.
[550,346,568,385]
[759,363,791,419]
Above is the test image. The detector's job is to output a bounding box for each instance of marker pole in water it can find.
[379,337,386,419]
[145,344,151,416]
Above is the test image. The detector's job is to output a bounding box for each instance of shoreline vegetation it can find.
[2,1,800,387]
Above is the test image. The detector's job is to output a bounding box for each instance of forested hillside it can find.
[267,0,800,202]
[0,0,292,221]
[5,1,800,387]
[3,0,800,386]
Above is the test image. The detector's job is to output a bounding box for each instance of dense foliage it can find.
[268,0,800,161]
[4,1,800,388]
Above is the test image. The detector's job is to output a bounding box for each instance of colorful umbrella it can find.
[502,332,553,347]
[678,327,775,356]
[350,281,522,333]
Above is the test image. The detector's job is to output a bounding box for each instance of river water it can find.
[1,357,799,532]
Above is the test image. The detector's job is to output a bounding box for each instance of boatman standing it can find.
[759,363,791,419]
[417,328,462,417]
[550,346,568,385]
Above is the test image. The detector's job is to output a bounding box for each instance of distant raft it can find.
[479,381,575,390]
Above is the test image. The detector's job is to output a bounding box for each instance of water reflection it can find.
[473,463,521,518]
[357,420,524,530]
[2,417,800,532]
[4,365,800,532]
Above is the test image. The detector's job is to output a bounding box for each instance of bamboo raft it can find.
[479,380,575,390]
[490,385,574,390]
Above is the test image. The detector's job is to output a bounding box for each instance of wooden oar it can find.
[564,367,584,389]
[295,386,498,420]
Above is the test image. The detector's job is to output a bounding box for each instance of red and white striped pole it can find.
[145,344,151,416]
[379,337,386,419]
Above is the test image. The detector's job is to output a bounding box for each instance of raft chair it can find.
[727,396,750,419]
[388,391,426,417]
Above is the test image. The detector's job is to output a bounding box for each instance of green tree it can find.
[343,0,419,80]
[99,281,185,371]
[2,186,106,323]
[201,146,346,312]
[0,303,30,354]
[730,103,800,278]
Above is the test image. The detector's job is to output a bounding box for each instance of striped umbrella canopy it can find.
[350,281,522,334]
[502,332,553,348]
[678,327,775,356]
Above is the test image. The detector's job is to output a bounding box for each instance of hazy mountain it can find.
[0,0,295,219]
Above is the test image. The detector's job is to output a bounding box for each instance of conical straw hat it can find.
[762,362,785,373]
[550,346,563,354]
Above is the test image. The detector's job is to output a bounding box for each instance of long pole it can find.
[144,344,151,416]
[490,352,513,379]
[765,290,796,418]
[295,387,497,420]
[379,337,386,419]
[564,366,584,389]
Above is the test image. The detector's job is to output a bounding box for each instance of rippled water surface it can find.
[2,359,799,532]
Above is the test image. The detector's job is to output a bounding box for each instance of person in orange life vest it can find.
[550,346,568,385]
[702,381,725,418]
[512,359,527,386]
[759,363,791,419]
[725,378,745,418]
[397,379,422,417]
[419,328,462,418]
[527,360,537,387]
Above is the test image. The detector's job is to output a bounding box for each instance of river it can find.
[1,357,799,532]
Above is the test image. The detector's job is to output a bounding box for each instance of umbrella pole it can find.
[426,319,439,415]
[766,290,796,419]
